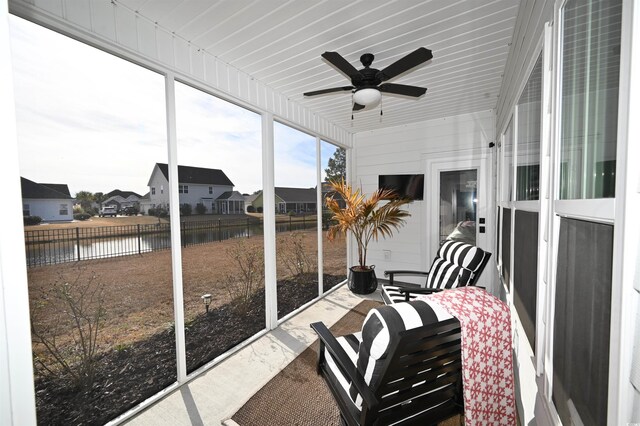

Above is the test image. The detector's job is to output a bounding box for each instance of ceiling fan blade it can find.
[377,47,433,81]
[322,51,361,79]
[379,83,427,97]
[304,86,354,96]
[353,103,366,111]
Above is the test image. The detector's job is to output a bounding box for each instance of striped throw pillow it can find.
[425,258,468,289]
[438,240,486,272]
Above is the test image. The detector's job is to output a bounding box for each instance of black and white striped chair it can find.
[311,300,463,426]
[381,241,491,305]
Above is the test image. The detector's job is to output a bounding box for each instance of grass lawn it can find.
[28,229,345,354]
[27,227,346,425]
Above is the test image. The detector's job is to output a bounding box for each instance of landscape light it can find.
[201,293,212,314]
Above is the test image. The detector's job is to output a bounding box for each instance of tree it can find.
[93,192,107,206]
[75,191,95,211]
[325,148,346,182]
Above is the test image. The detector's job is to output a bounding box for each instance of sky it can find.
[9,16,340,197]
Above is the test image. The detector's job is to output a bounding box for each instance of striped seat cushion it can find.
[323,333,362,417]
[323,301,456,414]
[380,284,421,304]
[424,258,470,289]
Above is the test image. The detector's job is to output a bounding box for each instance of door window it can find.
[439,169,477,246]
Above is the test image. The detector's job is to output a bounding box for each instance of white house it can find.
[144,163,242,215]
[20,177,73,222]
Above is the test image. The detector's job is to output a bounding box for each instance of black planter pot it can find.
[348,266,378,295]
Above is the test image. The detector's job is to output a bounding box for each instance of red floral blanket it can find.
[417,286,517,425]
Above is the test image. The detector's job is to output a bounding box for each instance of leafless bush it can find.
[224,239,265,313]
[278,232,317,278]
[30,267,105,390]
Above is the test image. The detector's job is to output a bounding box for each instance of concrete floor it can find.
[124,284,382,426]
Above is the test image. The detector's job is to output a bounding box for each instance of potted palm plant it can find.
[325,179,411,294]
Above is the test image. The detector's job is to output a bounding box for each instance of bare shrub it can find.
[30,267,105,390]
[223,239,265,313]
[278,231,317,278]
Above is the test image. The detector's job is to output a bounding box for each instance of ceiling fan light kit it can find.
[304,47,432,112]
[353,88,381,107]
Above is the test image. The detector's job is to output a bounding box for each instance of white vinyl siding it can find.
[353,110,494,290]
[21,199,73,222]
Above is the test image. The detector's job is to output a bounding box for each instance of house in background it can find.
[251,187,317,214]
[215,191,246,214]
[20,177,73,222]
[102,189,142,211]
[243,192,261,213]
[321,182,346,210]
[144,163,242,215]
[138,191,152,214]
[275,187,317,214]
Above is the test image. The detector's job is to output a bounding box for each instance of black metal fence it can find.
[25,216,318,268]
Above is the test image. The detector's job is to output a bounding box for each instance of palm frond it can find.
[325,179,411,267]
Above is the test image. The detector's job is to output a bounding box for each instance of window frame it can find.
[512,47,544,364]
[540,0,627,424]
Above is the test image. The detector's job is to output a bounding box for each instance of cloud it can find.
[10,16,342,198]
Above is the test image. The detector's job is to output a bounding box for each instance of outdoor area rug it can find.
[229,299,463,426]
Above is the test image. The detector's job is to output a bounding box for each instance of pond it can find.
[25,220,317,267]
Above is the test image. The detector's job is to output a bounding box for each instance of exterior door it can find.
[425,154,491,292]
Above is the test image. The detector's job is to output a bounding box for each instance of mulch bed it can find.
[34,274,344,426]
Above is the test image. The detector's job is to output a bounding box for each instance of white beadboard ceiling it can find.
[114,0,519,133]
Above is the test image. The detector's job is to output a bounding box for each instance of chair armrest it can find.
[383,270,429,286]
[400,287,442,295]
[386,285,442,301]
[310,322,378,410]
[384,270,430,277]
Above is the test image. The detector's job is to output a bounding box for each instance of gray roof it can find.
[216,190,244,200]
[106,189,142,199]
[244,193,260,203]
[21,177,73,200]
[275,187,317,203]
[41,183,71,197]
[156,163,234,187]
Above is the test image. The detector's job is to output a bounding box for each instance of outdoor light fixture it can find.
[201,293,212,313]
[353,88,381,107]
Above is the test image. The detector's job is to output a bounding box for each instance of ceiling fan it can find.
[303,47,433,111]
